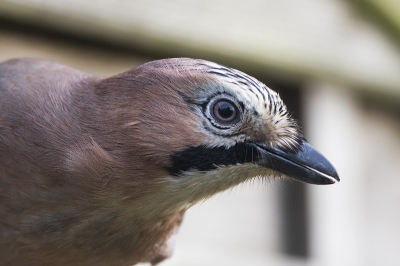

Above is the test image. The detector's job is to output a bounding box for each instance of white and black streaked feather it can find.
[172,59,303,152]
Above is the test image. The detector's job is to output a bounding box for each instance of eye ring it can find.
[213,100,238,123]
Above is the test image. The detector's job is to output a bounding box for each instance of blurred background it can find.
[1,0,400,265]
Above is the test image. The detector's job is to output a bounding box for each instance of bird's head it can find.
[96,58,339,211]
[0,57,339,266]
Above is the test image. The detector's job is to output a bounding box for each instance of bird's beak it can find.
[255,141,339,185]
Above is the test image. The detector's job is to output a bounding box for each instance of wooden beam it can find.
[1,0,400,98]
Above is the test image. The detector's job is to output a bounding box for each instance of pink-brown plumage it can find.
[0,58,338,265]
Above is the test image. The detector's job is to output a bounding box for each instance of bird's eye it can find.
[213,100,237,122]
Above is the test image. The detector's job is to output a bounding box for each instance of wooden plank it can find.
[0,28,150,77]
[1,0,400,97]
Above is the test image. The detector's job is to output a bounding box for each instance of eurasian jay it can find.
[0,58,338,266]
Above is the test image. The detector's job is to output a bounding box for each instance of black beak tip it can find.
[294,142,340,185]
[323,170,340,184]
[255,141,340,185]
[308,158,339,185]
[332,171,340,182]
[299,166,339,185]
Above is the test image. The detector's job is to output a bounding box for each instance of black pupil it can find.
[214,100,237,122]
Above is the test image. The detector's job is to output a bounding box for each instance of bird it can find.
[0,57,339,266]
